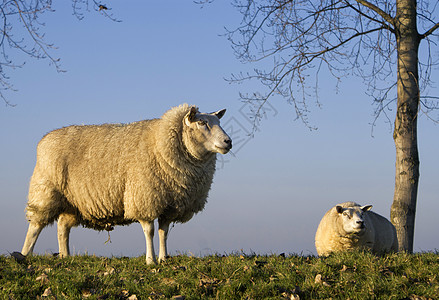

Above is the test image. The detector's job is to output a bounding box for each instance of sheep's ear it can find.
[212,109,226,119]
[184,107,198,126]
[336,206,344,214]
[361,205,373,212]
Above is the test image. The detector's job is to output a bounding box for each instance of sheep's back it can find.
[31,121,156,224]
[365,211,398,253]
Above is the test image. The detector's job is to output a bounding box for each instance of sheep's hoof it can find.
[146,257,157,265]
[158,256,169,264]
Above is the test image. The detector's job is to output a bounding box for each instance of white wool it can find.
[21,104,231,262]
[315,201,398,256]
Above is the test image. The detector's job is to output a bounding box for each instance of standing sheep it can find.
[21,104,232,264]
[315,201,398,256]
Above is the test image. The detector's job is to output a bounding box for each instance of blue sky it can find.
[0,1,438,257]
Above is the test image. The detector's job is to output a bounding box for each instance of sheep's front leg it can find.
[21,222,44,256]
[158,218,171,263]
[140,220,157,265]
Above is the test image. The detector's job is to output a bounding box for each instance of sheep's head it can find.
[336,204,372,234]
[183,106,232,159]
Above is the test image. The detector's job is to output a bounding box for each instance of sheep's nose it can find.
[356,220,365,228]
[224,138,232,149]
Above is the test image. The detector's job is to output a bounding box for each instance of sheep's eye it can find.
[343,212,351,219]
[198,120,207,126]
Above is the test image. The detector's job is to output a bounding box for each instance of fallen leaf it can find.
[162,278,177,285]
[281,291,300,300]
[314,274,323,283]
[27,265,35,274]
[36,273,49,284]
[103,267,115,276]
[82,289,92,298]
[290,293,300,300]
[128,295,138,300]
[314,274,331,287]
[41,287,52,297]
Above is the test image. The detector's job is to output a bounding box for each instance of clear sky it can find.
[0,1,438,257]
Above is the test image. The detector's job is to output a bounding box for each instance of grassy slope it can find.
[1,251,438,299]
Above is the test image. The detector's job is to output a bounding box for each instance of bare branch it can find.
[0,0,119,105]
[420,22,439,39]
[223,0,438,132]
[344,0,395,33]
[302,26,388,66]
[353,0,395,25]
[12,0,64,72]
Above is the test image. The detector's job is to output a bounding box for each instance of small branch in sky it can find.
[353,0,395,25]
[420,22,439,39]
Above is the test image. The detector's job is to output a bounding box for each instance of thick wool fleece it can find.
[315,201,398,256]
[25,104,216,230]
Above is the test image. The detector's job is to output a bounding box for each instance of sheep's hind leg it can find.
[140,220,157,265]
[57,213,79,257]
[158,218,171,263]
[21,222,44,256]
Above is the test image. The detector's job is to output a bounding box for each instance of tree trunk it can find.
[391,0,420,253]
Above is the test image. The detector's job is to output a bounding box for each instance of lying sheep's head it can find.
[336,204,372,234]
[183,106,232,159]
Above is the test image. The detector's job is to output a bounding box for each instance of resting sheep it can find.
[21,104,232,264]
[315,201,398,256]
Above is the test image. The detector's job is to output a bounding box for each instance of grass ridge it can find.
[1,251,438,299]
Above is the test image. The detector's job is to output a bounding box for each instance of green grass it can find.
[1,251,438,299]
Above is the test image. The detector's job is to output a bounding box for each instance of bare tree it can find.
[0,0,116,105]
[223,0,439,252]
